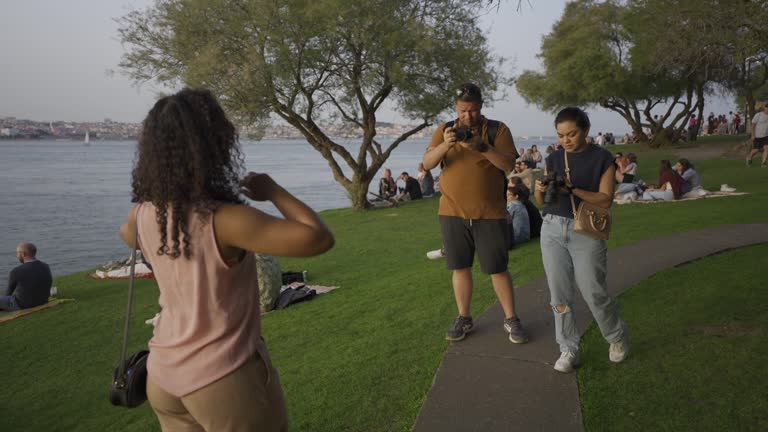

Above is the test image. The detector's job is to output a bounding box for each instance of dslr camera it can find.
[452,125,473,142]
[539,171,567,204]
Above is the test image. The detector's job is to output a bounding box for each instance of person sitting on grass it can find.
[616,153,638,184]
[506,183,530,248]
[507,177,542,239]
[641,160,684,201]
[615,153,641,198]
[378,168,397,199]
[508,160,534,190]
[530,145,543,168]
[417,163,435,196]
[1,242,52,311]
[518,148,533,169]
[395,172,423,201]
[674,158,701,195]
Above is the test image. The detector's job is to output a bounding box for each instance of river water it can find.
[0,136,551,278]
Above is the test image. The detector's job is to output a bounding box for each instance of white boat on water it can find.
[83,130,90,146]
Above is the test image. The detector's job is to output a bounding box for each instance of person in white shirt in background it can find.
[595,132,606,147]
[728,111,735,135]
[746,102,768,167]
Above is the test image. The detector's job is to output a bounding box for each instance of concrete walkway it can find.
[413,223,768,432]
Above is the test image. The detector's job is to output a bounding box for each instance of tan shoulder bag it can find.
[565,152,612,240]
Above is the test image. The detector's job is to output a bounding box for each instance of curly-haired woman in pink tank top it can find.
[119,88,334,432]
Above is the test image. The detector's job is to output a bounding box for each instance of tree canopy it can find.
[119,0,507,209]
[516,0,768,146]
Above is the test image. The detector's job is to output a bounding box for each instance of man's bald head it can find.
[16,242,37,260]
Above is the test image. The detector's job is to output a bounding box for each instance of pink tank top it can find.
[136,203,266,397]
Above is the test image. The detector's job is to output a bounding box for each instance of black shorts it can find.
[754,136,768,150]
[439,216,509,274]
[621,174,635,184]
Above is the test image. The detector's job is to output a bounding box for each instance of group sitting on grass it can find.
[614,155,704,203]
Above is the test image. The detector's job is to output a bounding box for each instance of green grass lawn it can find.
[0,138,766,432]
[578,244,768,432]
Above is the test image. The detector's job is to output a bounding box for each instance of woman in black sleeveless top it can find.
[533,107,629,373]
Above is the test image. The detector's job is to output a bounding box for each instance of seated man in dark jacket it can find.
[1,242,52,311]
[396,172,423,201]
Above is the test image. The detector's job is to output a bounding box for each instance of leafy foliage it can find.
[516,0,767,147]
[118,0,508,209]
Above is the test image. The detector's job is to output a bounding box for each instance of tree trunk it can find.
[346,176,374,211]
[745,92,756,133]
[648,126,677,148]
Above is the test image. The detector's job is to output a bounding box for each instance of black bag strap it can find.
[486,119,499,147]
[117,211,139,380]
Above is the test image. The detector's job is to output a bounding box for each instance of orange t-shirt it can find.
[427,118,517,219]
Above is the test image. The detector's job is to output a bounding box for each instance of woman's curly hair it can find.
[131,88,245,259]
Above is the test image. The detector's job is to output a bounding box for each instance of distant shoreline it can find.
[0,137,137,142]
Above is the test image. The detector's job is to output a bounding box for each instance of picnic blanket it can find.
[615,191,748,205]
[89,263,155,279]
[0,298,75,323]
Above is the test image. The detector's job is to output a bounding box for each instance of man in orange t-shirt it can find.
[423,83,529,344]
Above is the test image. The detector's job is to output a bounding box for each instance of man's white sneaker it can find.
[720,184,737,193]
[426,248,445,260]
[609,338,630,363]
[554,351,578,373]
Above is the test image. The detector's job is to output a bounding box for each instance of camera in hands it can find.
[452,125,473,142]
[540,172,567,204]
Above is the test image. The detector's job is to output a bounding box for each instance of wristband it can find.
[477,142,489,153]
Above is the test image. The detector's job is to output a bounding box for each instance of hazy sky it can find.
[1,0,734,135]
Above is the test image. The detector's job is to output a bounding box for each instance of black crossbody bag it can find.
[109,219,150,408]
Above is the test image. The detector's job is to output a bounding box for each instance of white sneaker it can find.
[554,351,578,373]
[426,248,445,260]
[609,338,630,363]
[720,184,737,193]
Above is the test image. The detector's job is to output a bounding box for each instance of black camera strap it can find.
[116,213,139,381]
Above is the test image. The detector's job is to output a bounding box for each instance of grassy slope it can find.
[0,137,765,431]
[578,244,768,432]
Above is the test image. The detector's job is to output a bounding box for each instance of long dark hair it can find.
[659,159,674,175]
[677,158,693,171]
[131,88,245,259]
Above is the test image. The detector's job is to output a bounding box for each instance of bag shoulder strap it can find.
[117,208,140,379]
[486,119,499,147]
[564,152,579,218]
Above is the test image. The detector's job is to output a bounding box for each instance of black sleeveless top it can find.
[543,144,614,219]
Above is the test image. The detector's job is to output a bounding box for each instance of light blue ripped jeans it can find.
[540,214,626,353]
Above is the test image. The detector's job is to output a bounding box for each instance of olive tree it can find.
[118,0,506,209]
[516,0,707,147]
